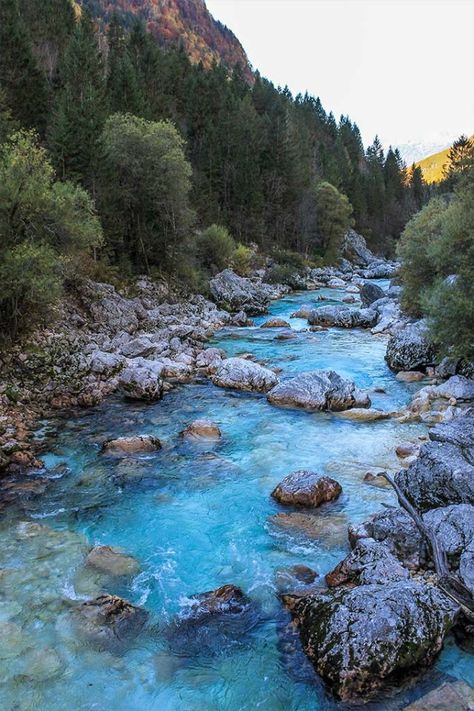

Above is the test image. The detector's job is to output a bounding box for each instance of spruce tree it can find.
[107,14,144,116]
[0,0,49,132]
[48,12,106,190]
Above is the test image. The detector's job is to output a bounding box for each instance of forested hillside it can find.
[77,0,253,79]
[0,0,426,337]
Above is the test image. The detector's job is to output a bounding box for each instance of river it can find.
[0,282,471,710]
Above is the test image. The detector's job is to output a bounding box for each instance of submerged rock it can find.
[267,370,370,412]
[85,545,140,577]
[385,321,435,372]
[102,435,162,454]
[269,511,348,545]
[261,317,291,328]
[212,357,278,392]
[274,565,319,593]
[75,594,148,652]
[271,471,342,507]
[336,408,390,422]
[284,581,457,701]
[165,584,258,657]
[307,305,377,329]
[181,419,222,441]
[404,681,474,711]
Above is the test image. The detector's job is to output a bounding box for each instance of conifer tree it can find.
[107,14,144,116]
[48,12,106,190]
[0,0,49,132]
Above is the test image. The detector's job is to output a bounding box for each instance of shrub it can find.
[231,243,253,276]
[0,243,62,338]
[397,198,448,316]
[195,224,235,273]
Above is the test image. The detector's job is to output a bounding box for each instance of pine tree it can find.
[0,0,49,132]
[107,14,144,116]
[48,12,106,190]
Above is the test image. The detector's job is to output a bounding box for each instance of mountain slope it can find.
[78,0,252,79]
[415,144,452,183]
[414,137,473,183]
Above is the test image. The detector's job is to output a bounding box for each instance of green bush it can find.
[0,130,103,337]
[397,198,448,316]
[0,243,62,338]
[231,243,253,276]
[398,168,474,360]
[270,248,306,270]
[195,224,235,273]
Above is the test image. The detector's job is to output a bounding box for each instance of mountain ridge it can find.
[77,0,253,79]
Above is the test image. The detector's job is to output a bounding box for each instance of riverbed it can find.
[0,282,471,710]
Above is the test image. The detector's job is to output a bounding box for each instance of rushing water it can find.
[0,282,472,711]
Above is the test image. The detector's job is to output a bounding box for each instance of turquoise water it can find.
[0,282,471,710]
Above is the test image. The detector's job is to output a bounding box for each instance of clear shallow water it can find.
[0,283,472,710]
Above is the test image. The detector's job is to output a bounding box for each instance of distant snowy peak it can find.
[396,140,454,166]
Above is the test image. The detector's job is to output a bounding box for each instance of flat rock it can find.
[212,357,278,392]
[396,370,426,382]
[102,435,162,454]
[267,370,370,411]
[181,419,222,441]
[283,581,457,701]
[272,471,342,507]
[336,408,390,422]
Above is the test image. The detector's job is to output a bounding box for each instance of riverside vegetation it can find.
[0,1,474,710]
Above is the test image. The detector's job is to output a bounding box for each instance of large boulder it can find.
[267,370,370,412]
[359,281,385,306]
[307,305,377,329]
[340,229,377,266]
[211,357,278,392]
[119,360,164,401]
[395,437,474,512]
[385,321,435,372]
[349,507,423,567]
[432,375,474,402]
[271,471,342,507]
[284,581,457,701]
[80,281,145,334]
[325,538,409,587]
[430,415,474,448]
[209,269,273,315]
[74,594,148,652]
[424,504,474,558]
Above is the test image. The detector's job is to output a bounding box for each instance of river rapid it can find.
[0,281,472,710]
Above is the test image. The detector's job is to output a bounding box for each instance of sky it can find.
[206,0,474,150]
